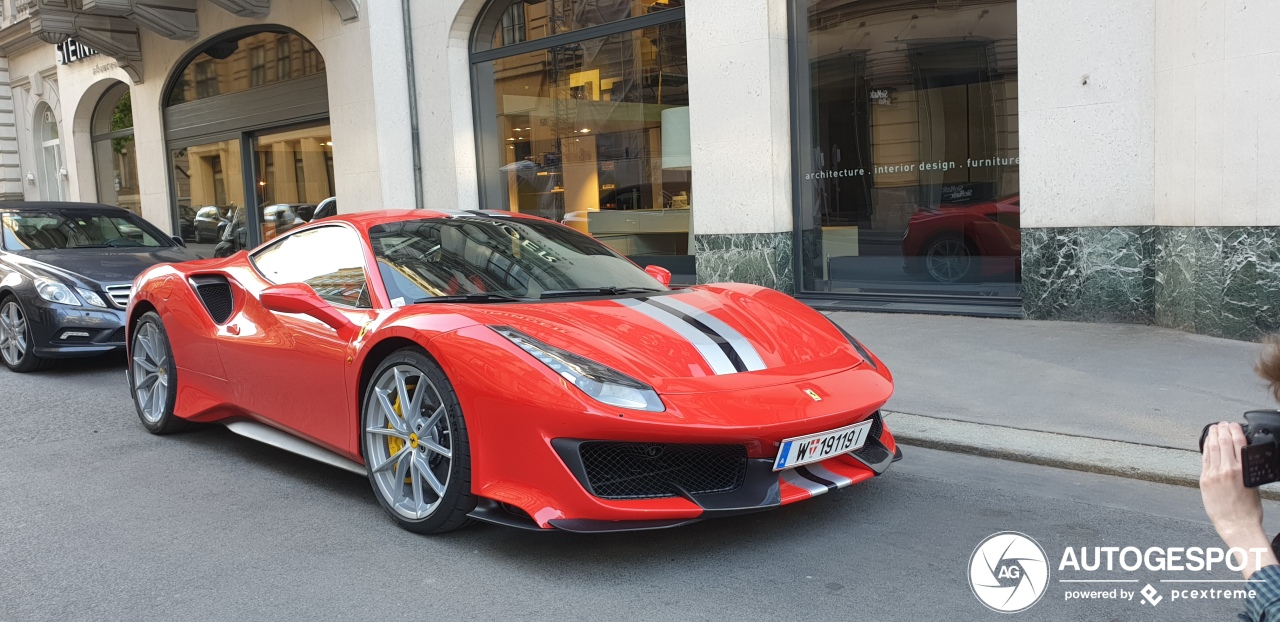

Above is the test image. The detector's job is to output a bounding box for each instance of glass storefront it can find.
[472,1,693,280]
[250,125,335,244]
[164,27,331,259]
[171,138,242,257]
[792,0,1020,300]
[165,31,325,106]
[91,83,140,215]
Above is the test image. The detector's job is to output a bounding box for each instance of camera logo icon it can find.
[969,532,1051,613]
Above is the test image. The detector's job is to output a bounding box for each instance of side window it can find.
[252,226,371,308]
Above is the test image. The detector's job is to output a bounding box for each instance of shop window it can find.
[165,30,324,106]
[165,27,331,260]
[34,103,63,201]
[90,82,140,214]
[472,1,692,277]
[478,0,684,52]
[791,0,1019,300]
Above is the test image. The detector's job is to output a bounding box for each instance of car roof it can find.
[0,201,128,212]
[327,209,545,230]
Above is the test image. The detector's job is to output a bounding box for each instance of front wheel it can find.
[361,349,474,534]
[0,296,52,373]
[130,311,187,434]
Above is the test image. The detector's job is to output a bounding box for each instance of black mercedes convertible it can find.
[0,202,200,372]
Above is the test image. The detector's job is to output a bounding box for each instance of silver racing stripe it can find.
[653,296,767,372]
[780,468,829,497]
[803,462,853,488]
[615,298,739,375]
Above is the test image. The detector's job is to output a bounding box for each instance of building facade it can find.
[0,0,1274,340]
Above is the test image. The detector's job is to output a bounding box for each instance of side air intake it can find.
[190,275,234,324]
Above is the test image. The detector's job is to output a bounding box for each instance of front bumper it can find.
[26,300,126,358]
[468,421,900,533]
[434,324,898,532]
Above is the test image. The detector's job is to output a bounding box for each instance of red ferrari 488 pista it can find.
[126,210,899,533]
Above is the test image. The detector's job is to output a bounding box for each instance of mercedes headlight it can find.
[492,326,665,412]
[75,288,107,308]
[34,278,80,306]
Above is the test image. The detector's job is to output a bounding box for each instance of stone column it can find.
[684,0,795,291]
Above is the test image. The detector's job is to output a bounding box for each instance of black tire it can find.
[0,295,54,373]
[922,234,978,283]
[129,311,188,434]
[361,348,474,534]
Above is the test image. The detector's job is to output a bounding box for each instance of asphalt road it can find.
[3,356,1279,621]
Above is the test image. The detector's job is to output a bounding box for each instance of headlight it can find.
[34,278,80,306]
[830,320,878,370]
[75,288,107,308]
[491,326,665,412]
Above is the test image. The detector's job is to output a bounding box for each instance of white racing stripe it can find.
[615,298,739,375]
[780,468,829,497]
[655,296,767,372]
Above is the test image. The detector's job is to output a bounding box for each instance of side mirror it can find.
[171,236,187,247]
[260,283,356,336]
[644,265,672,287]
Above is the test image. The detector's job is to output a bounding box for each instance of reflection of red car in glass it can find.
[901,195,1020,283]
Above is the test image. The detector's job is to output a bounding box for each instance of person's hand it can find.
[1200,422,1278,578]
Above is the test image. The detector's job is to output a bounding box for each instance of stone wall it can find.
[1023,227,1280,340]
[693,232,793,293]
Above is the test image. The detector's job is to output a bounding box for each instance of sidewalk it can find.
[825,311,1276,491]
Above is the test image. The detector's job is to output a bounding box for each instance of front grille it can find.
[191,276,234,324]
[101,327,126,343]
[104,284,132,309]
[577,442,748,500]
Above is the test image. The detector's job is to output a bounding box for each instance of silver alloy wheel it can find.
[0,301,26,366]
[364,364,453,521]
[131,322,170,423]
[925,238,973,283]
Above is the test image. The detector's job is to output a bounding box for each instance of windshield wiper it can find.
[413,293,526,304]
[538,286,663,299]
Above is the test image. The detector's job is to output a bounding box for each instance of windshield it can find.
[1,211,168,250]
[368,217,666,303]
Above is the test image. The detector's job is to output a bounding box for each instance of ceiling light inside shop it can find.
[580,128,591,133]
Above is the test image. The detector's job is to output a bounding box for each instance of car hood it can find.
[7,247,201,286]
[447,284,865,394]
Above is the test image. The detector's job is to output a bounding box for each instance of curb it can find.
[885,411,1280,501]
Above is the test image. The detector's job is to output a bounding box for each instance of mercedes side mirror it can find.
[171,236,187,247]
[260,283,355,336]
[645,265,672,287]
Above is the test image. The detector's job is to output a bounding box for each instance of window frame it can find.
[249,222,375,310]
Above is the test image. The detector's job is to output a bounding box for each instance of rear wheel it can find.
[361,349,474,534]
[130,311,187,434]
[0,296,52,373]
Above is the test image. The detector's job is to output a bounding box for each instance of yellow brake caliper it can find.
[387,384,418,484]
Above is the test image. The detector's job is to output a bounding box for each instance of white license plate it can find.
[773,420,874,471]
